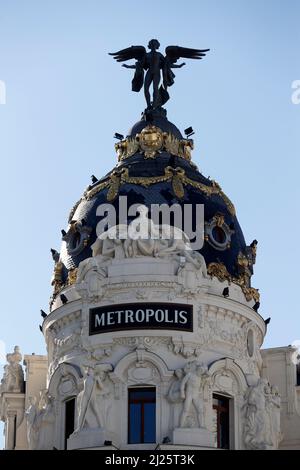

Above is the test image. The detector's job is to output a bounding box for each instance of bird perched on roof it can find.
[50,248,60,263]
[40,310,47,319]
[60,294,68,305]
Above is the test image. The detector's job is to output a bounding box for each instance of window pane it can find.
[212,394,230,449]
[128,388,156,444]
[65,398,75,450]
[129,403,141,444]
[219,410,230,449]
[143,403,156,443]
[130,390,156,401]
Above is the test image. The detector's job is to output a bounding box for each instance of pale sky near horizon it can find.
[0,0,299,446]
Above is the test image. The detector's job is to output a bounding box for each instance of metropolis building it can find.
[1,41,300,450]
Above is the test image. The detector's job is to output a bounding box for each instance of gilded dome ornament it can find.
[137,125,164,158]
[207,262,260,303]
[205,213,234,251]
[115,127,194,162]
[207,262,231,282]
[84,166,236,216]
[67,268,78,286]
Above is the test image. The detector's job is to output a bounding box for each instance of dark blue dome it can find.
[56,113,257,301]
[128,114,183,139]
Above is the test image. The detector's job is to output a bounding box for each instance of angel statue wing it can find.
[165,46,210,61]
[109,45,147,92]
[164,46,210,87]
[109,45,146,62]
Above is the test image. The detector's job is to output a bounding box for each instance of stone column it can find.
[5,410,16,450]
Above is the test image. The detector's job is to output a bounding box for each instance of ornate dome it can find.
[52,111,258,305]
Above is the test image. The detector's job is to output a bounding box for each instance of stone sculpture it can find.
[74,363,113,433]
[25,397,39,450]
[179,361,208,428]
[0,346,24,393]
[76,207,207,291]
[244,378,282,449]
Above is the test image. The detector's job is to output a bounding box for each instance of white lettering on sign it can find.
[90,303,193,334]
[95,313,105,327]
[179,310,188,324]
[125,310,134,323]
[135,309,145,322]
[96,309,189,326]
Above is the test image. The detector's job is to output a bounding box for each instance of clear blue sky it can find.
[0,0,299,388]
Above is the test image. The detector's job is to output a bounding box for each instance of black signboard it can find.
[89,303,193,335]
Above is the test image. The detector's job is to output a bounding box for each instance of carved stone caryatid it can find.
[243,378,282,449]
[25,397,39,450]
[167,369,184,404]
[0,346,24,393]
[265,384,283,449]
[74,363,113,433]
[25,391,55,450]
[35,392,55,450]
[178,361,209,428]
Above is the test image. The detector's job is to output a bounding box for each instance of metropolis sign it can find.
[89,303,193,335]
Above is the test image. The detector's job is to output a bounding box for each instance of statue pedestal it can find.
[173,427,215,448]
[67,428,116,450]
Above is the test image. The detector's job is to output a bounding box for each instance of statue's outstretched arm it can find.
[170,62,185,69]
[122,64,137,69]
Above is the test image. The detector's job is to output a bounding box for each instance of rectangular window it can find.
[128,388,156,444]
[64,397,76,449]
[213,394,230,449]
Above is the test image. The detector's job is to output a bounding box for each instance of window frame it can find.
[128,387,156,444]
[64,396,76,450]
[213,393,231,450]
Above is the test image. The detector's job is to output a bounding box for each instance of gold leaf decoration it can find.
[171,168,185,199]
[84,166,236,216]
[164,133,180,156]
[116,126,194,162]
[107,171,121,202]
[207,262,231,282]
[67,268,78,286]
[207,262,260,302]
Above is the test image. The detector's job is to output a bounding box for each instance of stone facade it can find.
[1,248,299,449]
[1,97,299,450]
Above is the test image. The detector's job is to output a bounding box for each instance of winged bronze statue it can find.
[109,39,209,109]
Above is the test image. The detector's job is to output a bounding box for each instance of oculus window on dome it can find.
[205,212,234,251]
[62,219,92,256]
